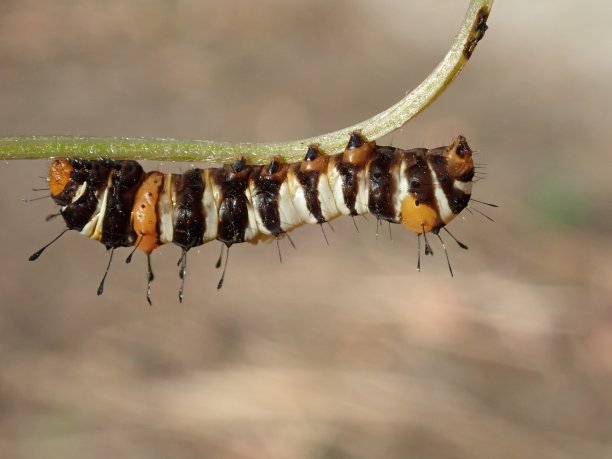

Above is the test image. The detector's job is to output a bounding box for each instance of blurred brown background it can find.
[1,1,611,458]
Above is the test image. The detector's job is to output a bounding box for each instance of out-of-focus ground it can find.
[0,1,611,458]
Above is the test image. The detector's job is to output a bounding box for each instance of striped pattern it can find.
[48,133,475,255]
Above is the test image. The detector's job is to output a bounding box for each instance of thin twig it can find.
[0,0,492,164]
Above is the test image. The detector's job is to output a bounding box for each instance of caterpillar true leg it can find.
[435,231,454,277]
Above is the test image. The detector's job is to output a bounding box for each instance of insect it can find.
[30,132,485,303]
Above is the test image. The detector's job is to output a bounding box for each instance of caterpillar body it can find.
[33,132,476,303]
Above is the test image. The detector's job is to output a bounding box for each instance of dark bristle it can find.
[468,205,495,222]
[45,212,61,222]
[97,248,115,296]
[267,158,279,174]
[436,233,454,277]
[422,226,434,256]
[470,198,498,207]
[276,237,282,264]
[347,131,365,149]
[146,254,154,306]
[178,250,187,302]
[285,232,296,250]
[29,229,68,261]
[233,157,247,172]
[305,145,319,161]
[443,227,468,250]
[417,233,422,272]
[319,223,329,245]
[217,246,230,290]
[22,195,51,203]
[125,235,143,264]
[215,244,224,268]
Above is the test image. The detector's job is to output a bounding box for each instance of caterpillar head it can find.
[401,135,474,234]
[49,159,74,203]
[49,159,114,206]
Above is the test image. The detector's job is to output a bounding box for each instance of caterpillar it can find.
[30,132,480,303]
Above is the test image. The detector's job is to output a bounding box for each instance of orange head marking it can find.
[49,159,74,198]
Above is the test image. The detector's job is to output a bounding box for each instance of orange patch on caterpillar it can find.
[132,171,164,254]
[342,139,375,166]
[49,160,73,197]
[401,195,438,233]
[299,145,329,173]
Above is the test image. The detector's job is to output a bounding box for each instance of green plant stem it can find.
[0,0,492,164]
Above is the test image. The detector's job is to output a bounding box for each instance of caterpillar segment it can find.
[39,133,475,301]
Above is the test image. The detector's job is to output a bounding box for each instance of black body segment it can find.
[367,147,401,222]
[292,162,325,224]
[213,164,251,246]
[101,161,145,248]
[250,165,284,237]
[335,160,360,216]
[172,169,206,250]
